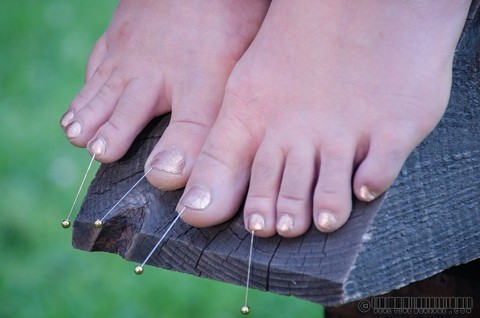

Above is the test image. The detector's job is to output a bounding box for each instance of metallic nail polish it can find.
[88,136,106,156]
[151,148,186,175]
[317,211,337,232]
[277,214,294,233]
[60,111,74,128]
[66,121,81,138]
[359,186,376,202]
[248,213,265,231]
[180,185,211,210]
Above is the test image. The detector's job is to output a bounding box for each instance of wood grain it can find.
[72,2,480,306]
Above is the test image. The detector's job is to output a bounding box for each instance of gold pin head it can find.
[240,305,250,315]
[94,219,103,228]
[134,265,144,275]
[61,219,71,229]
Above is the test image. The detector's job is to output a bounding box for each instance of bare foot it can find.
[176,0,470,236]
[60,0,269,190]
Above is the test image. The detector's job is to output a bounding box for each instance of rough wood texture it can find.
[72,3,480,306]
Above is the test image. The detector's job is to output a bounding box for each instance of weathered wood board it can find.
[72,2,480,306]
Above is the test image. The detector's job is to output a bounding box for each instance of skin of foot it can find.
[176,0,471,237]
[60,0,270,190]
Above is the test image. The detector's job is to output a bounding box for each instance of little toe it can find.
[354,134,414,202]
[313,146,356,233]
[85,34,107,82]
[275,144,317,237]
[243,140,285,237]
[88,76,162,162]
[65,69,127,146]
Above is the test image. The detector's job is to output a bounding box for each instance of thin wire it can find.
[65,154,96,221]
[139,206,186,269]
[100,167,153,222]
[243,229,255,309]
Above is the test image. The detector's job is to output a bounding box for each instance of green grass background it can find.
[0,1,324,317]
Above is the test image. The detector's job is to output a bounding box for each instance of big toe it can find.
[145,114,214,191]
[175,101,259,228]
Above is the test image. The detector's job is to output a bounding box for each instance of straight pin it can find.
[241,229,255,315]
[94,167,153,228]
[61,154,96,229]
[134,206,187,274]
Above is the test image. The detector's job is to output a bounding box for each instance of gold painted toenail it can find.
[277,214,294,233]
[88,136,106,156]
[317,212,337,232]
[60,111,74,128]
[152,148,186,175]
[180,185,211,210]
[248,213,265,231]
[359,186,376,202]
[66,121,81,138]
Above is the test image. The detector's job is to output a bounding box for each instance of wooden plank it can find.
[72,2,480,306]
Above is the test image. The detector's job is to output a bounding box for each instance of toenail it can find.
[60,111,74,128]
[276,214,294,233]
[87,136,106,156]
[151,148,186,175]
[179,185,211,210]
[248,213,265,231]
[317,211,337,232]
[359,186,376,202]
[66,121,81,139]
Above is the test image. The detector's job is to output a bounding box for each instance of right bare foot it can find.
[60,0,269,190]
[176,0,470,236]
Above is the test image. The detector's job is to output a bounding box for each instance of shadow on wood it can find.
[72,3,480,307]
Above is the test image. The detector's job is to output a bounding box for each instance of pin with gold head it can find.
[93,167,153,228]
[133,206,186,275]
[61,154,96,229]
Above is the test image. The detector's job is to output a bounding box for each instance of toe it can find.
[88,75,163,162]
[176,99,259,228]
[85,34,107,81]
[61,66,110,130]
[313,144,356,233]
[65,69,127,146]
[354,131,414,202]
[243,139,285,237]
[145,114,213,191]
[145,79,225,191]
[276,144,317,237]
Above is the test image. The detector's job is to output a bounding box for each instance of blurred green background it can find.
[0,1,324,317]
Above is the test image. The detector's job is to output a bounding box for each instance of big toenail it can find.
[317,211,337,232]
[66,121,81,139]
[276,214,294,233]
[248,213,265,231]
[87,137,106,156]
[180,185,211,210]
[60,111,74,128]
[359,186,376,202]
[151,148,186,175]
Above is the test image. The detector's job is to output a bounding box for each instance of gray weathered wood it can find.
[72,3,480,306]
